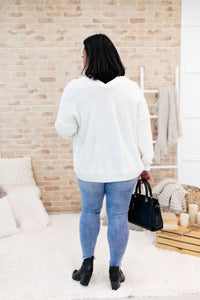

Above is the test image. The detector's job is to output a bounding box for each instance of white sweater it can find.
[55,75,154,182]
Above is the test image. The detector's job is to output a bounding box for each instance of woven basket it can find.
[182,184,200,212]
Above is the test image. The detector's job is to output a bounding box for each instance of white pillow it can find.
[0,196,21,238]
[0,157,36,192]
[7,185,50,236]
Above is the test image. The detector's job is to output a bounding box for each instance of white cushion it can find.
[0,196,21,238]
[0,157,36,192]
[7,186,50,236]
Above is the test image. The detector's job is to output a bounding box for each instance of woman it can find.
[55,33,154,290]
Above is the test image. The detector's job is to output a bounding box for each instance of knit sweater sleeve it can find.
[55,80,79,139]
[136,85,154,170]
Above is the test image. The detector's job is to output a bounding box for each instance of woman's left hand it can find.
[138,170,152,182]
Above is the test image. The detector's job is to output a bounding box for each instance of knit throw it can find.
[152,86,182,163]
[152,178,187,213]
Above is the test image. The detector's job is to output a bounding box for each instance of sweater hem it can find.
[74,169,144,183]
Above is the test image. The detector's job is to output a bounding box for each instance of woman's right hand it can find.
[138,170,152,182]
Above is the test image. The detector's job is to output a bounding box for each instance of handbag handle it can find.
[135,179,153,198]
[144,179,153,197]
[135,179,148,196]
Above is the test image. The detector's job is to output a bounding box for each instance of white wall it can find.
[179,0,200,186]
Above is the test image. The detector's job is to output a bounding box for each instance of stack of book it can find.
[161,212,178,230]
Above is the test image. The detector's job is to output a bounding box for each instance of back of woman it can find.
[55,33,154,290]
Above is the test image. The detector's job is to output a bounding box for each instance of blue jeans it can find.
[77,177,137,267]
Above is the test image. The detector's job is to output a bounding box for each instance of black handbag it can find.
[128,179,163,231]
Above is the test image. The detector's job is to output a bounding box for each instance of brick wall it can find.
[0,0,181,211]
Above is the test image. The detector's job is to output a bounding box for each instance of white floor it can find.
[89,296,200,300]
[47,212,200,300]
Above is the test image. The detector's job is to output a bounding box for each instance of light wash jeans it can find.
[77,177,137,267]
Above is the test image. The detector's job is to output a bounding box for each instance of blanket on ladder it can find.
[152,86,182,163]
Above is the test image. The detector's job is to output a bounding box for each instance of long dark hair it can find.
[81,33,125,84]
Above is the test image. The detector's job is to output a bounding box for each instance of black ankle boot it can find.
[72,256,94,286]
[109,266,125,290]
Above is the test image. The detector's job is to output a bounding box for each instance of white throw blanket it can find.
[152,87,182,163]
[152,178,187,213]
